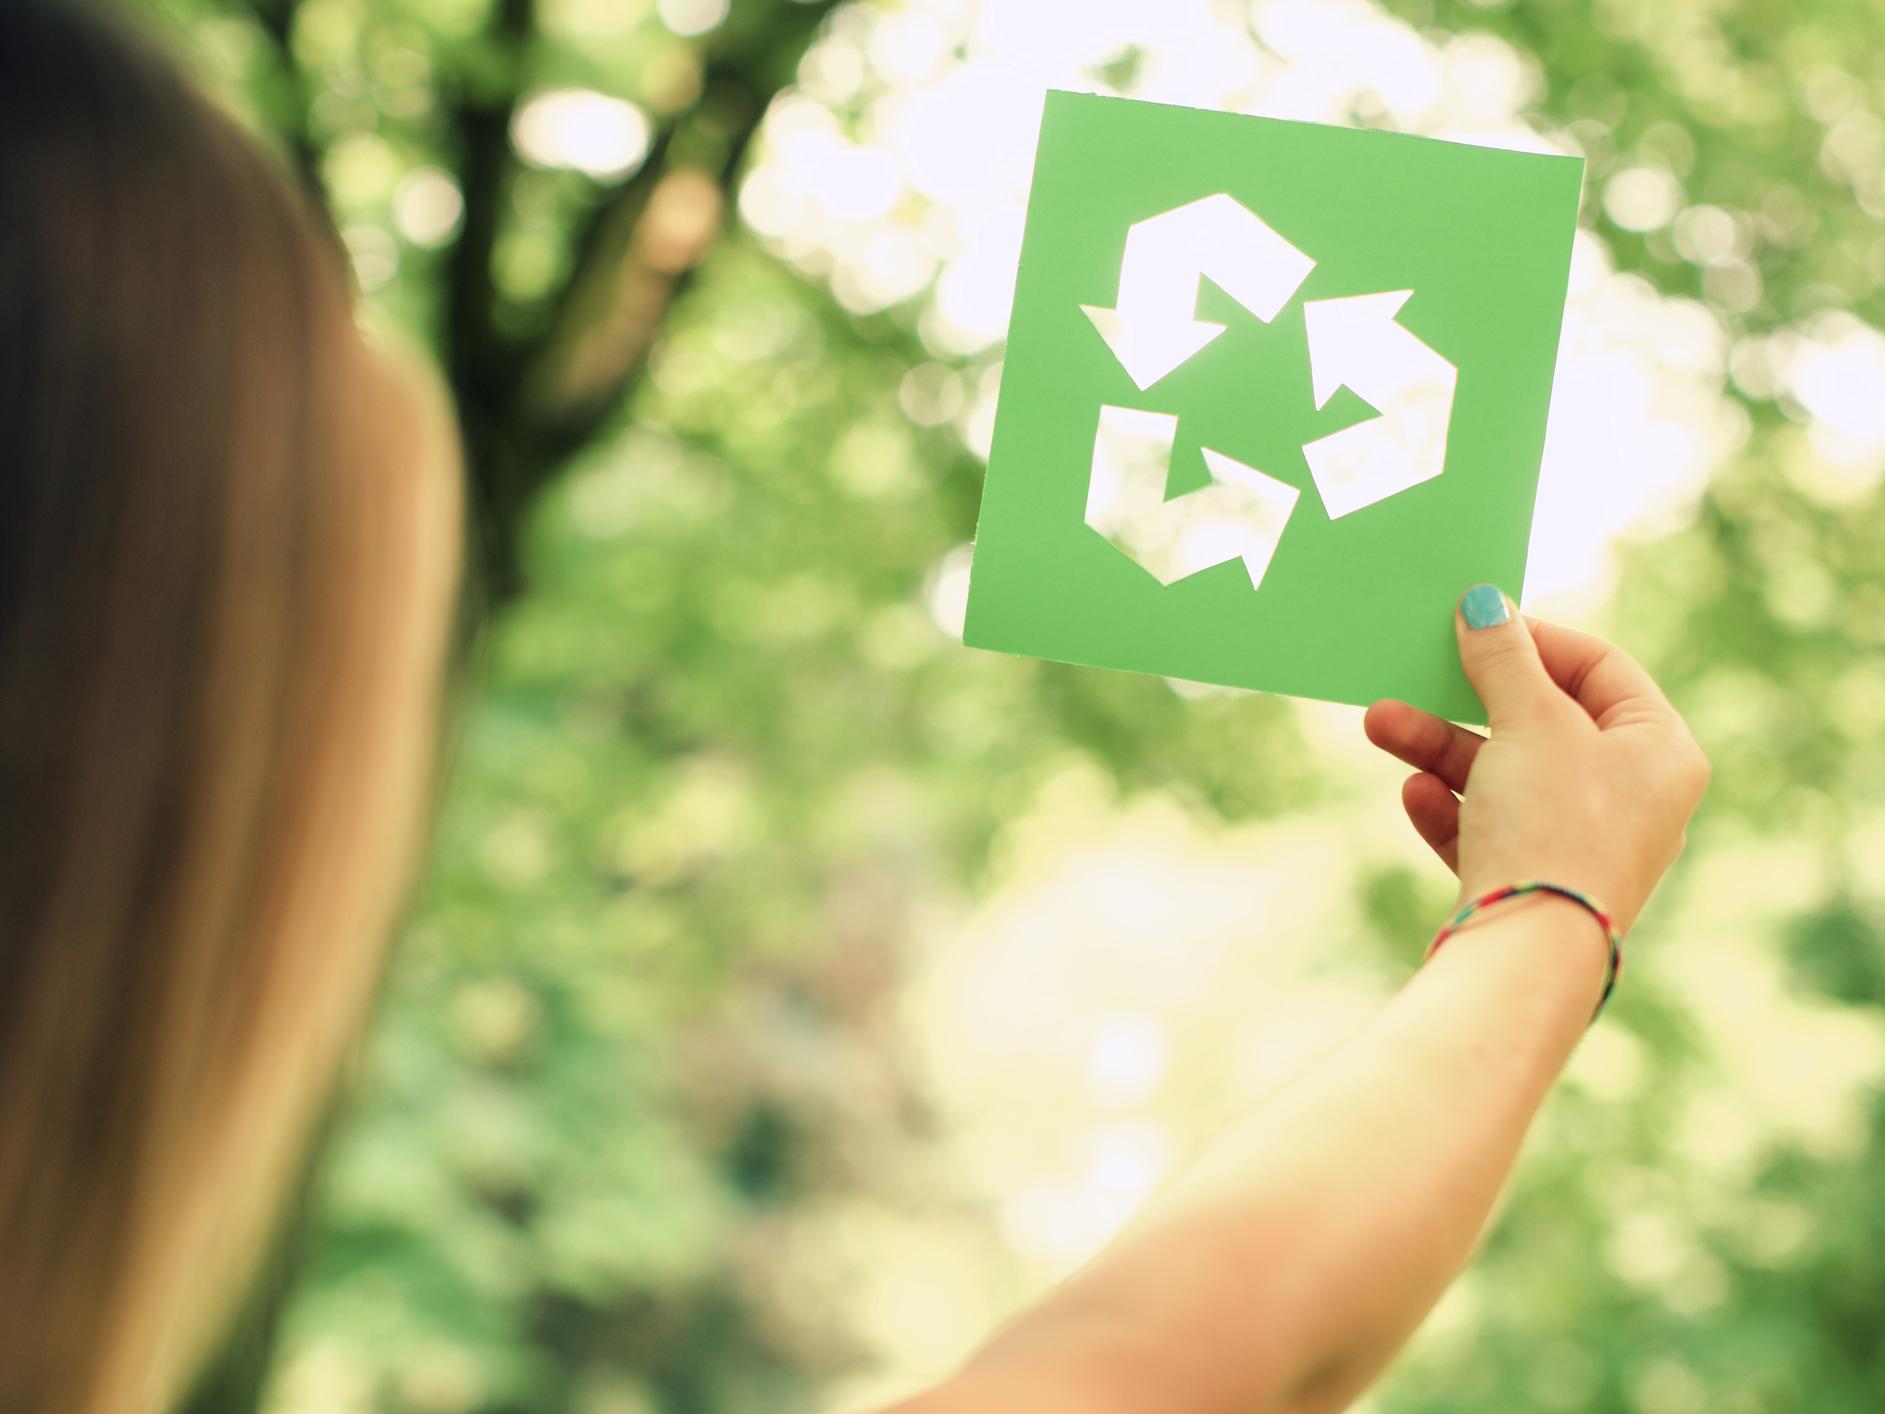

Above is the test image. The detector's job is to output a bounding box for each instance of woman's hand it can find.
[885,590,1706,1414]
[1363,585,1710,936]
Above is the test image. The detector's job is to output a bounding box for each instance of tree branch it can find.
[240,0,332,228]
[443,0,537,411]
[429,0,843,600]
[513,0,844,466]
[436,0,539,591]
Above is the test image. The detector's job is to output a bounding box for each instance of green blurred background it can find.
[144,0,1885,1410]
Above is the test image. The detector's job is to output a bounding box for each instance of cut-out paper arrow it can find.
[1301,289,1459,519]
[1084,404,1301,590]
[1082,194,1317,391]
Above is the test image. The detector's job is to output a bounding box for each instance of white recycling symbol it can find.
[1080,193,1459,591]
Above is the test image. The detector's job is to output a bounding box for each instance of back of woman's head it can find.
[0,3,460,1408]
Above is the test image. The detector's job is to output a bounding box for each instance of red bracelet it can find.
[1426,881,1623,1023]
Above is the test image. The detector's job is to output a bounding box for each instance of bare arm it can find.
[885,588,1709,1414]
[892,900,1603,1414]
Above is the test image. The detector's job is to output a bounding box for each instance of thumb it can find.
[1455,584,1558,730]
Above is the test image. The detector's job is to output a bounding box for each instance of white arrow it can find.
[1301,290,1459,519]
[1083,194,1317,392]
[1085,405,1301,591]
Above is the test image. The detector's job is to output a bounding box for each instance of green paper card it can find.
[963,91,1584,724]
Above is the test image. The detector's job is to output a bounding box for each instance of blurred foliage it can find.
[150,0,1885,1411]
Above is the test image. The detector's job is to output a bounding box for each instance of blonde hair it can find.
[0,3,461,1409]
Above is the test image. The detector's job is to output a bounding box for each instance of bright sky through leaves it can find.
[739,0,1883,612]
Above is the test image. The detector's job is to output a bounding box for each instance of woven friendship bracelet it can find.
[1425,881,1623,1023]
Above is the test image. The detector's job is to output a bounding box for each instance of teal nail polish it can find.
[1461,583,1510,629]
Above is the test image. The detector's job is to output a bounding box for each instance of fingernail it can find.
[1460,584,1510,630]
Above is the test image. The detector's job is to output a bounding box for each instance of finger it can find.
[1524,616,1677,730]
[1401,772,1461,875]
[1363,699,1486,795]
[1455,584,1563,731]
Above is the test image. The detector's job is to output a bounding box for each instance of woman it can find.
[0,2,1709,1412]
[0,2,462,1408]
